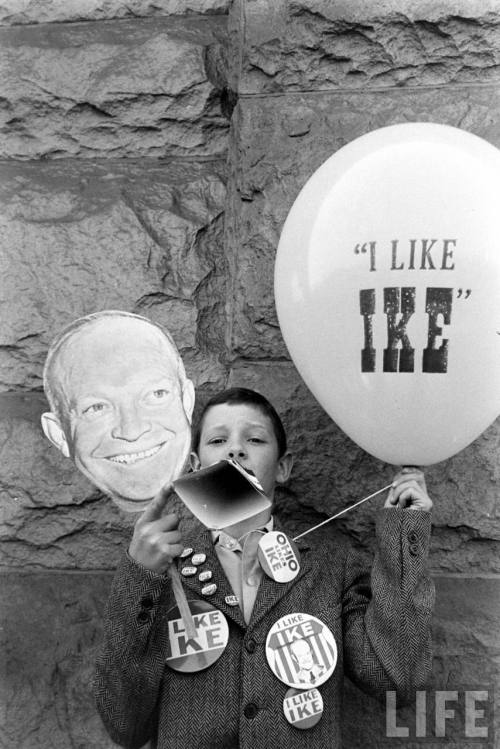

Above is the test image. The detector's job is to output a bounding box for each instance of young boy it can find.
[95,388,434,749]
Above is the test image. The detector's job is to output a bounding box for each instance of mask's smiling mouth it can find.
[106,442,165,465]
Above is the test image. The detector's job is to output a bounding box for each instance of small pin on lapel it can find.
[201,583,217,596]
[199,570,213,582]
[192,553,207,566]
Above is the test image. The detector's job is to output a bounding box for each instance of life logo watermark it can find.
[386,688,495,746]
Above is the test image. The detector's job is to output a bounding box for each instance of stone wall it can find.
[1,1,499,747]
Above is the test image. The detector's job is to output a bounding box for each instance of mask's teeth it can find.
[108,444,162,464]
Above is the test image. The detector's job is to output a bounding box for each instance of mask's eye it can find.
[152,389,169,399]
[144,388,171,405]
[82,402,109,418]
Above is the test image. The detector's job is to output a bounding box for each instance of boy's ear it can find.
[276,450,293,484]
[41,412,71,458]
[189,451,201,472]
[182,379,196,423]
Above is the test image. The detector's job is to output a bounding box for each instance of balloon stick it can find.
[168,564,197,640]
[293,483,392,542]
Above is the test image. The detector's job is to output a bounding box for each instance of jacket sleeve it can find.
[342,507,434,702]
[94,553,172,749]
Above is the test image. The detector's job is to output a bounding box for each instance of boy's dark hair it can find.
[192,387,287,458]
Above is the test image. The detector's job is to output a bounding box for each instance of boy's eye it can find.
[248,437,265,443]
[207,437,226,445]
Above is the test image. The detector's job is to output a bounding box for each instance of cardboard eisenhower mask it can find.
[41,311,195,512]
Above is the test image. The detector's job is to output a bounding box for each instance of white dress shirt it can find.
[211,517,274,623]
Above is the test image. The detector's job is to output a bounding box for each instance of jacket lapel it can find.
[175,521,313,632]
[175,528,246,629]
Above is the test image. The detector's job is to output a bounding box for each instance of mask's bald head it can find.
[43,311,188,422]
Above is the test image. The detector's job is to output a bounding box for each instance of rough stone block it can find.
[0,571,117,749]
[0,0,230,25]
[230,0,500,94]
[0,16,229,159]
[0,159,227,392]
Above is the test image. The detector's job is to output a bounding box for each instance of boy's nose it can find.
[112,404,151,441]
[227,441,246,460]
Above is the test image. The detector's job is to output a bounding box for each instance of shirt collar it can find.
[211,516,274,551]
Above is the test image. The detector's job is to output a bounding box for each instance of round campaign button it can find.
[165,600,229,673]
[180,547,194,559]
[266,613,337,689]
[181,566,197,577]
[258,531,301,583]
[283,687,324,730]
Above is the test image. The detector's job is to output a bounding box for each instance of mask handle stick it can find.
[293,483,392,542]
[168,564,197,641]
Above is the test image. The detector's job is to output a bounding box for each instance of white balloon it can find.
[275,123,500,465]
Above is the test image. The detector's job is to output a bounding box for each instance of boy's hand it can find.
[128,485,184,573]
[384,467,433,512]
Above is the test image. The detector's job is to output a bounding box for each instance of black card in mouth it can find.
[173,459,271,530]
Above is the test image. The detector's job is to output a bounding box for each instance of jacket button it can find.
[245,639,256,653]
[408,531,418,544]
[140,596,154,610]
[244,703,258,719]
[409,543,419,556]
[137,610,150,623]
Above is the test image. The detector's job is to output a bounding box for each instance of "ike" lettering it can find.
[359,287,453,373]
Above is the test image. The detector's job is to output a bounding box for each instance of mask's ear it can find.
[182,378,196,423]
[41,413,70,458]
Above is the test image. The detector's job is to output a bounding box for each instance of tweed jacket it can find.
[94,508,434,749]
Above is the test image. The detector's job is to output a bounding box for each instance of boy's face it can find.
[192,403,292,500]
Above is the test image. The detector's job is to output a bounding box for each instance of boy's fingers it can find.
[168,542,185,560]
[154,513,180,532]
[384,487,398,507]
[139,484,173,523]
